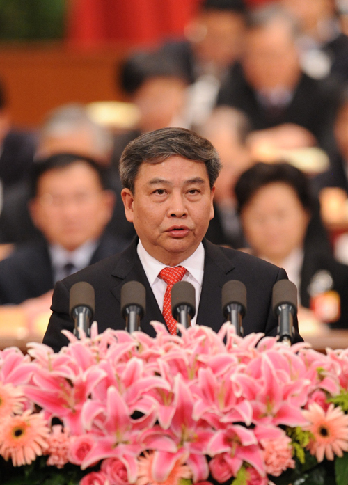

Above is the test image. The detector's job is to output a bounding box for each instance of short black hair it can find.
[120,50,187,96]
[235,161,314,214]
[120,127,221,193]
[201,0,246,14]
[30,152,109,198]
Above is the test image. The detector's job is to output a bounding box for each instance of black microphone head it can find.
[171,281,196,319]
[272,279,297,315]
[121,281,146,319]
[69,282,95,318]
[222,280,246,318]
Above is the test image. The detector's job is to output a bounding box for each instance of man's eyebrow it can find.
[148,177,206,185]
[148,178,170,185]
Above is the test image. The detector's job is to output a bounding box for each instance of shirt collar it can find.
[49,239,98,272]
[137,240,205,287]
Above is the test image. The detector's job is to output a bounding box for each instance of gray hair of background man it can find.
[119,127,222,193]
[37,103,114,161]
[200,106,252,145]
[245,3,301,39]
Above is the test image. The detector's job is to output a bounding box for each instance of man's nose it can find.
[168,192,187,217]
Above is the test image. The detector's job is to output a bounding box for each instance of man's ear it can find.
[209,186,215,221]
[121,188,135,223]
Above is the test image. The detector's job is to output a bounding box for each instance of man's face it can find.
[192,11,245,70]
[242,22,300,91]
[30,161,114,252]
[121,156,215,266]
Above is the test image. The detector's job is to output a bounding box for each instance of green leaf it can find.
[231,466,247,485]
[329,391,348,413]
[335,452,348,485]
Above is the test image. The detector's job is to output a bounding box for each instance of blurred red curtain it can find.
[66,0,201,48]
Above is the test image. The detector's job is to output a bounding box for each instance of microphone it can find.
[171,281,196,330]
[222,280,246,336]
[272,279,297,346]
[121,281,145,333]
[70,282,95,338]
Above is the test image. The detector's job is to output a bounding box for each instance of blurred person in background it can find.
[0,76,37,259]
[0,103,135,250]
[235,161,348,329]
[312,89,348,265]
[200,106,253,248]
[314,89,348,194]
[280,0,348,83]
[0,77,37,189]
[157,0,247,130]
[0,153,128,330]
[112,49,189,166]
[216,3,344,161]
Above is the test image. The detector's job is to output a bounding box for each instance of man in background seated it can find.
[43,127,302,352]
[216,3,344,161]
[0,153,129,330]
[157,0,247,130]
[111,49,189,167]
[0,103,135,248]
[235,161,348,329]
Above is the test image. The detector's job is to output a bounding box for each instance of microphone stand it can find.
[72,306,92,338]
[124,304,142,334]
[277,303,294,346]
[174,304,192,330]
[224,302,244,337]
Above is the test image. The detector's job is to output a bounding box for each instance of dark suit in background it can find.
[300,243,348,330]
[43,238,302,352]
[0,129,36,188]
[0,232,128,305]
[216,64,343,159]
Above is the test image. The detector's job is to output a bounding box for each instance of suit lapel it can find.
[109,240,165,336]
[197,239,236,332]
[107,238,238,335]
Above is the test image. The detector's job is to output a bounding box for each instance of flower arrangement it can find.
[1,321,348,485]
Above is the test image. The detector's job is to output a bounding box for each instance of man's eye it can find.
[188,189,200,195]
[153,189,166,195]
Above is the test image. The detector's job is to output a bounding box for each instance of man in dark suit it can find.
[216,4,344,160]
[0,153,128,320]
[157,0,247,130]
[43,127,302,352]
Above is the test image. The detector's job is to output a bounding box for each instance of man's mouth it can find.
[166,225,190,237]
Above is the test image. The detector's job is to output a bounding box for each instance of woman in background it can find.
[234,161,348,329]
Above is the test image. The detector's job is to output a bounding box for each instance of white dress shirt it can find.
[137,240,205,325]
[50,240,98,283]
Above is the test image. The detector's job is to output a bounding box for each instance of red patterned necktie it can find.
[159,266,187,335]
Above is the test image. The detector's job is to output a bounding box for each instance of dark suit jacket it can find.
[43,238,301,352]
[0,232,129,305]
[216,63,343,158]
[300,247,348,329]
[0,129,36,187]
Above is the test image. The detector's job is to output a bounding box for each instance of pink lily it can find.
[81,385,175,483]
[207,423,264,476]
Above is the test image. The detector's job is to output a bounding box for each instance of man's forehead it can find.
[136,157,209,181]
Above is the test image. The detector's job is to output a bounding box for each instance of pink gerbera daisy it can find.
[137,452,192,485]
[303,403,348,462]
[0,410,49,466]
[0,383,25,419]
